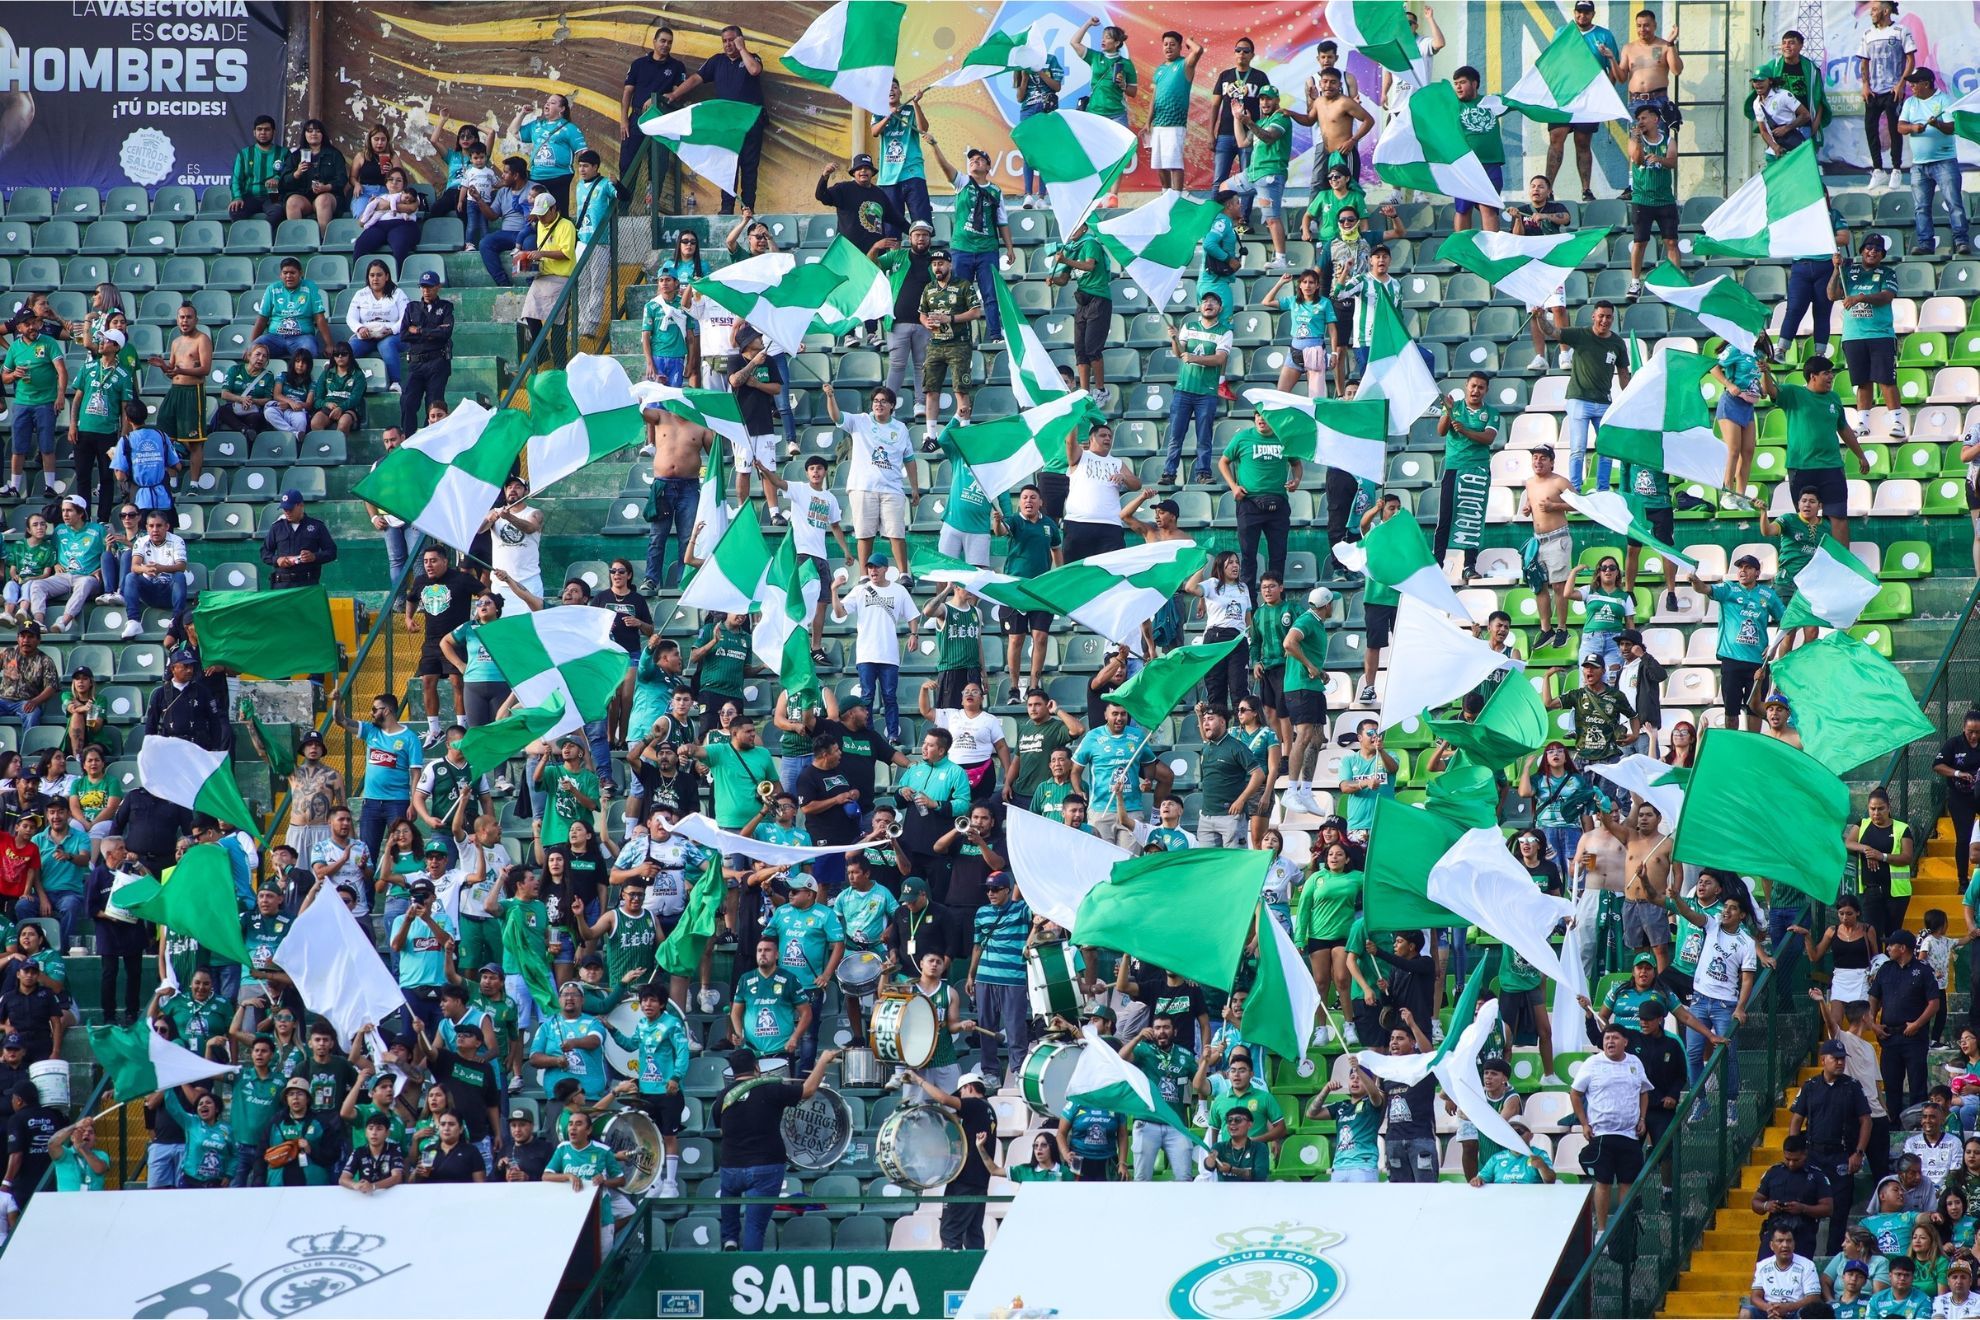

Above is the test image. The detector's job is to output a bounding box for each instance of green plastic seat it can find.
[1881,540,1932,579]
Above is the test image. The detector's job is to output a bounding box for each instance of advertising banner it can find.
[644,1251,983,1320]
[0,1,289,194]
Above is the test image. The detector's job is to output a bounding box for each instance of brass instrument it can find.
[756,779,779,803]
[954,817,972,836]
[885,821,904,840]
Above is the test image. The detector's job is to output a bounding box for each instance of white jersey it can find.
[490,504,543,597]
[1200,579,1252,636]
[935,708,1004,767]
[841,580,916,666]
[784,485,843,560]
[844,412,913,495]
[1750,1256,1819,1307]
[1065,450,1127,525]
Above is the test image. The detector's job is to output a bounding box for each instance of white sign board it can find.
[0,1183,596,1317]
[961,1183,1588,1319]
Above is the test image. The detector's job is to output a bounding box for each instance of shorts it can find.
[1721,657,1762,711]
[936,667,984,709]
[1588,1133,1644,1185]
[1632,203,1680,244]
[157,383,207,445]
[922,340,974,395]
[1074,294,1111,364]
[1566,121,1602,134]
[798,553,828,583]
[1148,125,1186,171]
[631,1088,688,1137]
[1306,937,1345,954]
[650,355,685,387]
[415,639,459,678]
[1499,986,1544,1038]
[1536,529,1573,585]
[732,432,779,473]
[1715,392,1755,427]
[1453,163,1505,216]
[1968,468,1980,512]
[1787,465,1847,521]
[1256,668,1286,713]
[1365,602,1397,650]
[1292,337,1330,374]
[1003,607,1053,636]
[1641,505,1674,544]
[1622,897,1671,949]
[937,525,991,566]
[1843,336,1896,388]
[852,489,909,540]
[1285,687,1327,726]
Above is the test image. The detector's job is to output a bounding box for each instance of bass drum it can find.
[874,1105,967,1191]
[600,1109,664,1195]
[869,993,938,1068]
[780,1085,854,1171]
[602,1001,643,1078]
[1017,1039,1082,1119]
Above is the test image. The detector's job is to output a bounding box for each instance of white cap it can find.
[1308,587,1336,609]
[101,328,126,348]
[529,192,556,216]
[61,494,86,510]
[956,1070,989,1090]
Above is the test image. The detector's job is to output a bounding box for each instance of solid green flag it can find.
[1106,636,1242,731]
[502,901,558,1015]
[657,853,724,978]
[1427,676,1551,770]
[1671,730,1848,901]
[1241,902,1321,1065]
[1073,849,1268,991]
[1362,795,1468,930]
[1768,632,1934,775]
[118,844,251,965]
[192,586,339,678]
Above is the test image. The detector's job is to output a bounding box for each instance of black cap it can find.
[1819,1040,1847,1058]
[929,247,952,262]
[1574,1,1594,8]
[851,153,876,173]
[1906,67,1935,83]
[1617,628,1644,647]
[580,952,604,968]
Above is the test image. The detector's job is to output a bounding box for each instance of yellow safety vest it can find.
[1859,817,1912,897]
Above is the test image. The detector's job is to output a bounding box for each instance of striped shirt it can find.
[1351,276,1401,349]
[972,899,1032,986]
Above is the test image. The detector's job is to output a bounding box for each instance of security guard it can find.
[397,270,455,433]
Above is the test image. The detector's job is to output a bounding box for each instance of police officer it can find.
[398,270,455,433]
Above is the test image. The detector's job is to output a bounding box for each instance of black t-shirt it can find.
[553,842,610,910]
[624,53,688,116]
[888,902,952,973]
[304,1055,358,1121]
[889,249,933,323]
[415,567,479,642]
[1524,859,1565,896]
[795,763,861,847]
[817,180,902,254]
[1212,66,1270,135]
[1628,1032,1689,1107]
[1937,735,1980,798]
[633,765,701,817]
[598,587,653,655]
[944,832,1005,910]
[827,720,896,808]
[1381,1077,1438,1142]
[433,1049,500,1142]
[716,1075,805,1166]
[731,349,777,435]
[698,52,765,105]
[948,1096,997,1192]
[426,1142,483,1182]
[860,841,909,894]
[344,1144,406,1185]
[0,987,61,1057]
[1138,972,1207,1034]
[503,1134,555,1181]
[8,1103,58,1187]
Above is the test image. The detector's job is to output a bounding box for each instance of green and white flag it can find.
[523,354,645,492]
[138,736,258,835]
[1353,285,1441,435]
[811,234,896,336]
[1503,22,1630,124]
[1095,192,1221,310]
[945,391,1102,500]
[935,25,1049,87]
[1672,730,1848,901]
[90,1020,235,1098]
[1694,140,1833,259]
[1107,636,1244,731]
[693,252,847,357]
[1428,673,1549,769]
[1074,849,1270,990]
[1020,540,1208,653]
[1594,346,1726,488]
[1330,506,1468,616]
[477,605,628,741]
[629,381,750,449]
[656,853,724,978]
[1242,390,1388,483]
[1558,488,1698,573]
[1437,227,1612,309]
[353,401,528,556]
[993,270,1068,408]
[779,0,907,117]
[1954,87,1980,145]
[637,99,762,194]
[752,533,822,708]
[1780,536,1881,631]
[1379,597,1516,730]
[116,843,253,965]
[1064,1023,1205,1145]
[1374,82,1502,206]
[679,504,771,613]
[1242,902,1323,1065]
[1769,631,1934,775]
[1324,0,1428,75]
[1009,109,1137,240]
[456,693,567,780]
[912,546,1027,600]
[1641,261,1770,353]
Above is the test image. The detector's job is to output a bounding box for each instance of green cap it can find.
[901,875,928,898]
[1749,68,1772,81]
[1632,952,1657,968]
[1258,85,1281,99]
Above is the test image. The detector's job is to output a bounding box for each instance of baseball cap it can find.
[1152,498,1181,517]
[984,871,1012,890]
[1906,67,1936,83]
[1861,233,1888,252]
[423,838,449,856]
[1617,627,1644,646]
[1763,692,1791,709]
[299,730,326,748]
[509,1107,534,1122]
[1637,1000,1666,1020]
[13,620,39,637]
[285,1076,312,1092]
[901,876,928,898]
[1087,1003,1116,1023]
[477,961,503,976]
[867,551,889,567]
[1258,85,1281,99]
[101,328,126,348]
[1749,68,1772,82]
[419,270,442,287]
[168,647,197,666]
[408,880,435,901]
[1632,952,1656,968]
[579,951,605,968]
[0,1033,20,1050]
[850,153,876,172]
[929,247,952,262]
[1819,1040,1848,1058]
[908,220,935,235]
[1952,1260,1975,1276]
[1732,554,1761,570]
[1841,1259,1870,1276]
[62,494,86,511]
[839,695,869,713]
[787,875,820,893]
[280,488,305,510]
[68,665,93,681]
[1580,655,1603,668]
[530,192,557,216]
[1308,586,1336,609]
[1574,1,1595,9]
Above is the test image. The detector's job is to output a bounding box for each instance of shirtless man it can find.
[1520,445,1575,651]
[1600,801,1674,972]
[639,399,714,593]
[1310,68,1375,185]
[151,303,213,489]
[1617,11,1682,129]
[1574,823,1628,973]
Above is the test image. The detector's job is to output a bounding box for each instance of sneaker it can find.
[1580,188,1594,204]
[1558,348,1572,370]
[419,728,446,750]
[388,382,401,394]
[1191,468,1214,485]
[1525,353,1548,371]
[1088,387,1107,405]
[658,1178,680,1198]
[1960,242,1975,257]
[50,613,73,633]
[1913,242,1938,258]
[638,576,659,597]
[1625,278,1643,302]
[1854,417,1871,441]
[722,1240,740,1252]
[919,433,940,454]
[1888,411,1909,439]
[698,987,721,1014]
[1158,469,1178,486]
[1867,169,1886,191]
[638,443,656,459]
[1461,565,1479,584]
[1355,684,1377,705]
[119,618,142,640]
[492,775,514,797]
[1342,1021,1359,1046]
[0,610,15,628]
[1006,686,1022,705]
[1263,254,1291,272]
[810,648,830,667]
[1664,589,1680,612]
[507,1074,522,1092]
[1618,186,1632,202]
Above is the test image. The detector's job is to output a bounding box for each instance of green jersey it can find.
[706,740,777,829]
[1456,91,1506,165]
[316,366,364,415]
[695,621,752,694]
[1558,327,1627,404]
[163,993,232,1053]
[1622,462,1671,512]
[1774,513,1823,585]
[943,464,993,535]
[1629,129,1676,206]
[1603,981,1678,1022]
[1064,232,1112,298]
[55,522,106,577]
[1031,779,1075,823]
[51,1143,107,1191]
[1151,56,1194,128]
[1581,587,1632,632]
[936,603,985,671]
[546,1140,624,1225]
[1129,1041,1198,1108]
[1326,1096,1383,1170]
[1207,1075,1284,1140]
[1083,49,1138,118]
[538,765,599,848]
[1175,316,1231,396]
[641,296,690,358]
[1001,506,1061,577]
[1442,401,1499,475]
[952,177,1006,254]
[255,279,328,338]
[1010,717,1073,799]
[876,108,925,185]
[736,968,803,1054]
[1478,1148,1553,1183]
[603,908,657,986]
[1775,382,1847,471]
[242,912,292,980]
[1249,601,1290,670]
[1709,582,1783,663]
[74,360,134,434]
[1247,111,1294,180]
[1298,869,1362,944]
[7,539,54,583]
[1840,262,1898,342]
[1,337,60,406]
[1284,609,1329,691]
[1222,427,1292,492]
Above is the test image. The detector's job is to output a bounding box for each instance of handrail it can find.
[1874,575,1980,830]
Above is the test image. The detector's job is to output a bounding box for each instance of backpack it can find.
[123,427,170,489]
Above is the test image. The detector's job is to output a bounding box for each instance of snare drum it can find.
[781,1085,854,1170]
[1017,1039,1082,1118]
[874,1105,967,1190]
[1026,941,1081,1020]
[870,993,938,1068]
[835,948,885,1001]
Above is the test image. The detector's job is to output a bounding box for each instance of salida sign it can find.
[652,1252,980,1319]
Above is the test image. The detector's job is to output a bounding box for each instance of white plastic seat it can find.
[1508,412,1558,450]
[1663,666,1719,704]
[1485,484,1518,524]
[1930,367,1980,405]
[1919,296,1968,333]
[1870,478,1922,516]
[1727,543,1778,579]
[1528,375,1568,413]
[1489,449,1534,487]
[1849,541,1884,575]
[1639,627,1685,668]
[1473,547,1522,583]
[1685,544,1728,583]
[1681,629,1722,665]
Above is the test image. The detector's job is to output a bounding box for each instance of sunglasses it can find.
[120,511,139,518]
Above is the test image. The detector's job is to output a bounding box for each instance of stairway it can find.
[1909,817,1970,939]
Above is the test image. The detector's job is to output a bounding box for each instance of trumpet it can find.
[954,817,973,836]
[756,780,779,804]
[885,821,904,840]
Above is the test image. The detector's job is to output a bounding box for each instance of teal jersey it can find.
[831,883,898,948]
[640,296,690,358]
[546,1140,624,1225]
[1326,1096,1383,1169]
[610,1011,691,1093]
[1337,751,1395,832]
[736,968,803,1054]
[944,463,993,535]
[530,1013,609,1099]
[165,1092,233,1184]
[1478,1148,1553,1183]
[1709,582,1784,663]
[764,903,844,980]
[55,522,107,576]
[876,108,925,185]
[51,1143,107,1191]
[1073,725,1158,814]
[1840,262,1898,342]
[393,908,455,988]
[74,360,134,434]
[1146,826,1193,852]
[229,1069,284,1146]
[255,280,327,337]
[971,898,1031,986]
[1151,56,1194,127]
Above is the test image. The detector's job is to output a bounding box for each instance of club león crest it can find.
[1168,1223,1346,1320]
[135,1227,409,1318]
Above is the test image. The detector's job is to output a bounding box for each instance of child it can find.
[1,514,54,627]
[311,343,366,434]
[1261,268,1336,399]
[1758,489,1825,655]
[64,669,106,757]
[639,272,691,388]
[264,348,316,436]
[1710,335,1768,501]
[1829,1258,1871,1319]
[1145,796,1194,854]
[458,145,498,249]
[1920,909,1953,1046]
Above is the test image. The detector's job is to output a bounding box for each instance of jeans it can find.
[463,202,487,247]
[479,229,524,285]
[796,987,824,1071]
[15,889,84,946]
[349,333,403,386]
[1384,1134,1440,1182]
[8,404,53,459]
[1541,825,1582,874]
[884,323,930,394]
[122,570,187,624]
[353,219,421,266]
[1563,398,1611,491]
[1912,158,1970,249]
[383,524,413,585]
[253,332,320,359]
[0,696,49,732]
[1234,497,1289,596]
[1768,898,1809,980]
[1213,133,1248,192]
[358,797,409,871]
[646,475,699,587]
[974,980,1029,1076]
[1578,630,1623,684]
[719,1163,785,1249]
[147,1141,185,1191]
[881,177,932,236]
[100,549,130,598]
[585,716,613,792]
[1131,1120,1198,1180]
[1018,104,1048,196]
[1165,390,1218,477]
[952,249,1001,338]
[1782,261,1835,352]
[857,661,901,740]
[231,1140,268,1188]
[1684,992,1739,1104]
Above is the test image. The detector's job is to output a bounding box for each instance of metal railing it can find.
[1551,955,1819,1318]
[1876,578,1980,834]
